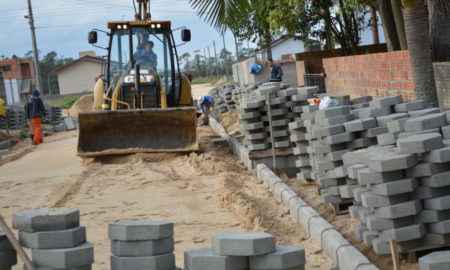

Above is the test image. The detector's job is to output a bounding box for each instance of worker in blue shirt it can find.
[198,95,215,125]
[268,59,283,82]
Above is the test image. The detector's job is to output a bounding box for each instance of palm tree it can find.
[188,0,251,32]
[428,0,450,61]
[402,0,438,107]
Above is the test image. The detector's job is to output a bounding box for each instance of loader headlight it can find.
[151,24,156,29]
[123,24,128,29]
[117,25,122,29]
[156,24,161,28]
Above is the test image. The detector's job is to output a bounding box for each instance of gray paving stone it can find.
[411,186,450,200]
[428,220,450,234]
[374,200,422,219]
[111,237,174,257]
[407,107,440,117]
[367,151,417,172]
[421,233,450,247]
[110,253,175,270]
[423,146,450,163]
[347,164,366,179]
[377,132,400,146]
[366,216,414,231]
[415,210,450,223]
[211,232,275,256]
[244,123,264,131]
[289,197,308,222]
[394,100,427,113]
[361,126,389,138]
[376,113,408,127]
[361,193,409,208]
[288,121,304,130]
[353,187,371,203]
[13,208,79,233]
[406,162,450,177]
[379,224,426,243]
[321,229,349,264]
[184,248,247,270]
[320,133,354,145]
[398,128,443,139]
[336,245,373,270]
[369,95,403,108]
[347,137,377,149]
[421,171,450,187]
[370,106,394,117]
[397,133,444,154]
[419,251,450,270]
[109,221,173,241]
[249,245,305,270]
[387,118,408,133]
[344,118,377,132]
[363,231,378,246]
[442,125,450,139]
[240,100,265,109]
[313,125,345,138]
[371,178,418,196]
[238,111,260,120]
[352,96,373,104]
[19,226,86,249]
[423,195,450,210]
[32,242,94,268]
[24,265,92,270]
[404,113,447,132]
[0,250,16,268]
[317,114,353,127]
[339,185,359,198]
[371,238,390,255]
[314,106,350,118]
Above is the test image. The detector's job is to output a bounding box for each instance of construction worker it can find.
[25,93,34,141]
[25,90,46,145]
[198,95,215,125]
[268,59,283,82]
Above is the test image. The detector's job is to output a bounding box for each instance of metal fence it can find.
[304,74,326,94]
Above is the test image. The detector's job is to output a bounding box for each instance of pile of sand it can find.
[68,95,94,116]
[219,110,241,136]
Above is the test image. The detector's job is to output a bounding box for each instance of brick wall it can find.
[434,62,450,110]
[322,50,416,100]
[296,61,306,86]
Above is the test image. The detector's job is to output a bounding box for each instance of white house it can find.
[54,54,104,95]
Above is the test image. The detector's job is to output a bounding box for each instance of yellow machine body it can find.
[78,13,196,157]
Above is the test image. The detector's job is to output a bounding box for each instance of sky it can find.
[0,0,238,60]
[0,0,385,61]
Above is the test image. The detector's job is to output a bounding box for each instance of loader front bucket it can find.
[77,107,198,157]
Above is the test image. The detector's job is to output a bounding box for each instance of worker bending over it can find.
[268,59,283,82]
[198,95,215,125]
[25,90,46,145]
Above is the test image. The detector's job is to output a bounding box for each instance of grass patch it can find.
[45,95,82,109]
[192,76,221,85]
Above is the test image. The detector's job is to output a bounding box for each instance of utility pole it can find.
[207,46,212,77]
[203,48,208,77]
[222,35,230,80]
[26,0,42,92]
[213,41,219,78]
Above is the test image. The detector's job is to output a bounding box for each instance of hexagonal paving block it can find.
[109,220,173,241]
[211,232,275,256]
[13,208,79,233]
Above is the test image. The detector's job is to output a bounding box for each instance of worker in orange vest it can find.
[25,90,46,145]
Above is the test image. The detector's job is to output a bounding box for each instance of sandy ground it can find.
[0,124,333,269]
[191,83,214,98]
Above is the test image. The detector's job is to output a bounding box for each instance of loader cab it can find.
[104,21,188,108]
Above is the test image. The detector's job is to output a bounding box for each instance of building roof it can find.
[54,55,104,74]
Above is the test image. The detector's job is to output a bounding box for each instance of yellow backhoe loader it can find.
[77,0,197,157]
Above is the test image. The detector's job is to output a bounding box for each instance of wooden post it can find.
[389,238,400,270]
[266,94,277,170]
[0,215,36,270]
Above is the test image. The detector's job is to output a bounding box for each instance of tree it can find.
[428,0,450,61]
[269,0,369,55]
[402,0,438,107]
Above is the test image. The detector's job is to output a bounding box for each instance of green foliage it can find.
[36,51,74,95]
[20,130,28,139]
[268,0,369,55]
[46,95,81,109]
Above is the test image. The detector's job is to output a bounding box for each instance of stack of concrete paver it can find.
[419,251,450,270]
[5,107,27,129]
[238,99,267,150]
[346,116,450,255]
[44,106,63,124]
[184,232,305,270]
[13,208,94,269]
[109,220,176,270]
[0,231,17,270]
[287,87,319,180]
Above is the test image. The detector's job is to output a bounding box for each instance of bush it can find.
[59,96,81,109]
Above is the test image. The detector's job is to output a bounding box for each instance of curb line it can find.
[209,117,379,270]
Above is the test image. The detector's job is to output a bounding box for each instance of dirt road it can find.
[0,84,333,269]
